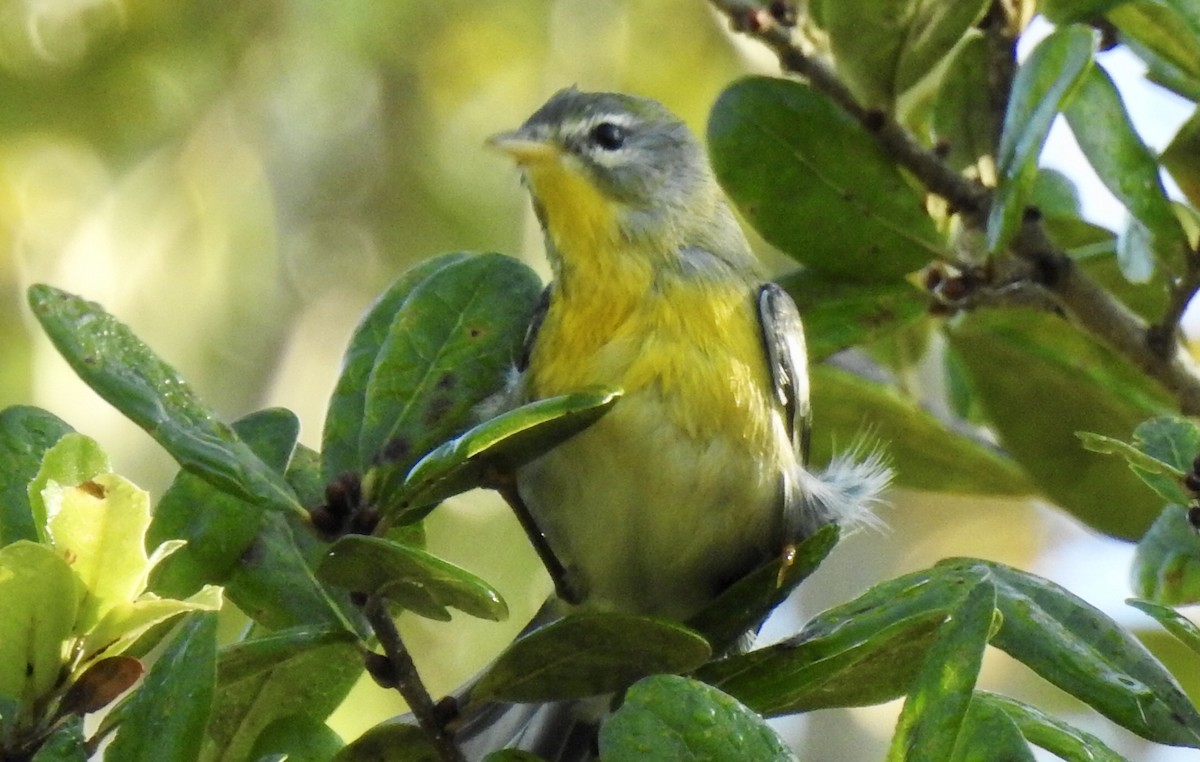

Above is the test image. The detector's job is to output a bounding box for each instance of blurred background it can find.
[1,1,1193,759]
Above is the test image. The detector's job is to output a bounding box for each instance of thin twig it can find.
[708,0,1200,415]
[363,599,466,762]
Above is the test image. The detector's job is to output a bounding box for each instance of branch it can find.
[710,0,1200,415]
[363,599,466,762]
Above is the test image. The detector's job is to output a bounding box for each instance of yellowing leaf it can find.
[0,541,79,704]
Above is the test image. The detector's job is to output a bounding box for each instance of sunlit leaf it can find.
[1107,1,1200,96]
[986,26,1094,252]
[27,285,303,517]
[80,585,223,664]
[599,675,796,762]
[0,541,78,707]
[471,613,712,704]
[709,76,942,282]
[27,432,109,546]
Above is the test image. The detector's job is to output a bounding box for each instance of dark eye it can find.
[589,122,627,151]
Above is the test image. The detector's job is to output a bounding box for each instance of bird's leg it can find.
[484,466,585,605]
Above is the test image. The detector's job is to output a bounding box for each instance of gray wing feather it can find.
[758,282,811,465]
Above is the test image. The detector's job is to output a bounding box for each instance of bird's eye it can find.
[589,122,627,151]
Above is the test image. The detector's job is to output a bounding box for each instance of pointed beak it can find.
[486,130,560,164]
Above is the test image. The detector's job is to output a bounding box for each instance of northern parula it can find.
[486,87,888,621]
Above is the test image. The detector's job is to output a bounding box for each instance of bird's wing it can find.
[758,282,811,465]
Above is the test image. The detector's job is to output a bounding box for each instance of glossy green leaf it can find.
[247,715,344,762]
[471,613,712,704]
[148,408,299,598]
[888,582,996,761]
[331,721,439,762]
[932,32,996,178]
[811,366,1034,496]
[209,623,362,762]
[947,309,1172,539]
[1163,109,1200,209]
[318,534,507,622]
[1064,65,1188,282]
[1108,1,1200,94]
[1080,415,1200,505]
[709,76,942,282]
[1128,598,1200,656]
[686,524,838,653]
[819,0,989,107]
[79,585,222,666]
[698,565,975,715]
[976,691,1125,761]
[1132,505,1200,605]
[948,558,1200,747]
[30,715,87,762]
[0,541,78,707]
[0,405,73,545]
[27,431,109,546]
[218,625,358,687]
[321,253,472,482]
[397,387,621,516]
[987,26,1095,252]
[776,271,925,361]
[107,612,218,762]
[599,675,796,762]
[27,284,303,517]
[357,253,542,497]
[951,697,1035,762]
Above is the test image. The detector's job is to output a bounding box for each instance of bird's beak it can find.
[486,130,560,164]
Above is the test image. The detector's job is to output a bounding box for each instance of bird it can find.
[455,86,889,759]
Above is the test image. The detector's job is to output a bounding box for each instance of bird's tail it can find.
[794,441,892,536]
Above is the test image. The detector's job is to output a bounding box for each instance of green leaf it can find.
[27,432,109,546]
[321,252,473,482]
[810,366,1033,496]
[27,285,303,517]
[30,715,88,762]
[950,558,1200,747]
[218,625,358,687]
[357,253,542,498]
[1107,1,1200,94]
[1080,415,1200,505]
[599,675,797,762]
[482,752,545,762]
[107,612,218,762]
[1163,109,1200,209]
[888,581,996,762]
[986,25,1095,252]
[819,0,990,107]
[471,613,712,704]
[1127,598,1200,656]
[79,585,222,665]
[1064,65,1189,282]
[331,720,440,762]
[1132,505,1200,605]
[209,624,362,762]
[708,76,942,282]
[0,405,73,545]
[247,715,344,762]
[947,309,1172,539]
[698,565,976,715]
[931,32,996,179]
[975,691,1125,762]
[951,697,1035,762]
[776,271,925,361]
[0,541,79,708]
[318,534,506,622]
[686,524,838,652]
[1039,0,1128,23]
[397,388,621,516]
